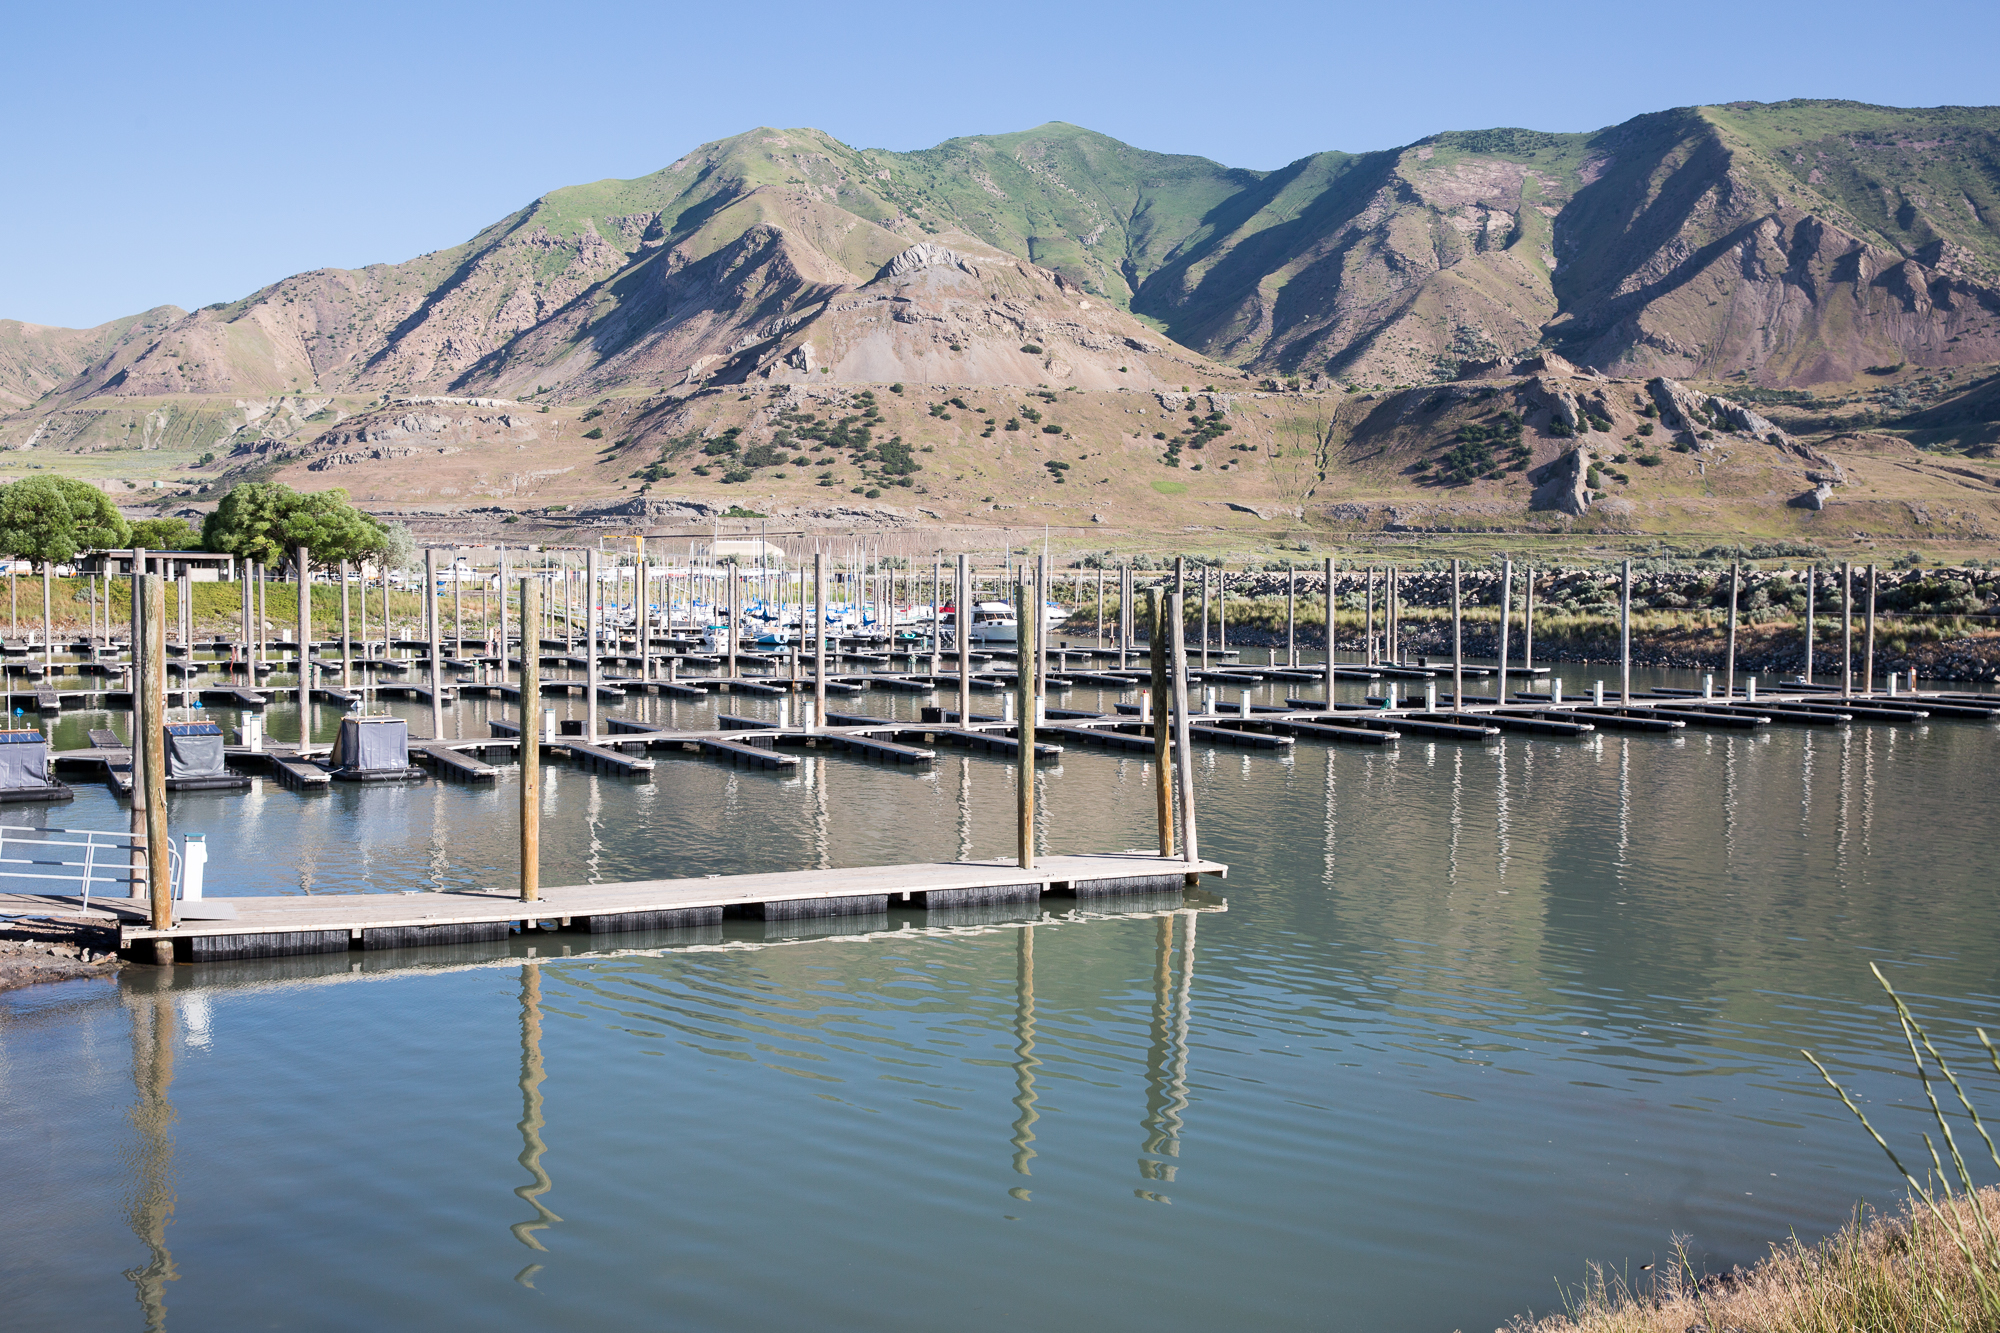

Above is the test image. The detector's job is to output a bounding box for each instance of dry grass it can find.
[1512,1191,2000,1333]
[1510,967,2000,1333]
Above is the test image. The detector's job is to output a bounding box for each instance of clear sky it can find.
[4,0,1995,328]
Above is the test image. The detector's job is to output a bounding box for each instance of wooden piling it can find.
[1498,558,1513,707]
[1120,565,1134,668]
[1841,562,1853,698]
[520,577,541,902]
[498,550,510,684]
[1864,564,1877,695]
[41,563,52,673]
[1450,559,1463,708]
[585,548,602,742]
[1015,573,1037,871]
[1169,589,1199,866]
[141,575,170,933]
[815,553,829,731]
[726,560,739,680]
[1286,565,1296,667]
[1149,586,1174,857]
[1802,565,1815,684]
[1725,561,1740,699]
[1365,567,1376,665]
[297,544,312,732]
[339,560,353,686]
[1523,566,1535,679]
[129,550,148,902]
[1201,565,1212,671]
[1620,558,1632,705]
[1323,555,1335,690]
[424,548,443,738]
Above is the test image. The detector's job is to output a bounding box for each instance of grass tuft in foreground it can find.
[1510,965,2000,1333]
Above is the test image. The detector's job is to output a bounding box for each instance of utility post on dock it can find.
[585,547,602,743]
[140,572,171,949]
[297,545,312,735]
[1620,558,1633,706]
[1149,586,1174,857]
[1725,561,1740,699]
[426,548,444,740]
[1014,568,1037,871]
[520,576,540,903]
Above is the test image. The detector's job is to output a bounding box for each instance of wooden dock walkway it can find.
[76,851,1225,959]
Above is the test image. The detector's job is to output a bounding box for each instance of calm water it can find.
[5,656,2000,1332]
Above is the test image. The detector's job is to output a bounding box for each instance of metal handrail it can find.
[0,824,180,913]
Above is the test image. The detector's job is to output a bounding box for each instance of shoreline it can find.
[0,917,124,993]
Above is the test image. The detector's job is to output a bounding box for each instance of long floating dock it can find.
[70,851,1226,960]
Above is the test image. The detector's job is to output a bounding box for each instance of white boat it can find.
[967,601,1018,644]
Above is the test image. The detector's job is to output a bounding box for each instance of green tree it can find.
[0,476,131,568]
[128,517,200,550]
[200,483,386,570]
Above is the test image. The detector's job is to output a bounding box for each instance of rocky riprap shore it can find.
[0,917,123,992]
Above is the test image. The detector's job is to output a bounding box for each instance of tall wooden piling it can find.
[954,554,969,732]
[1217,564,1227,655]
[1095,566,1105,649]
[1169,589,1199,866]
[339,560,353,687]
[1285,566,1296,667]
[297,545,312,733]
[1450,559,1463,708]
[1201,565,1212,671]
[1015,571,1037,872]
[1864,565,1877,695]
[140,574,170,935]
[1498,559,1513,707]
[1724,561,1740,699]
[1323,556,1336,690]
[520,577,541,902]
[1149,586,1174,857]
[1523,566,1535,678]
[1388,566,1399,664]
[726,561,739,680]
[815,553,828,731]
[498,550,511,682]
[41,564,52,673]
[585,548,601,742]
[1365,567,1376,665]
[1119,565,1134,669]
[1802,566,1815,684]
[129,550,149,902]
[425,548,444,739]
[1620,558,1632,705]
[1036,555,1049,707]
[1841,562,1854,698]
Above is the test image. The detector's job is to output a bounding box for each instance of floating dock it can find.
[40,851,1225,960]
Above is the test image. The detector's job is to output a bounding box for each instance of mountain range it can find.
[4,99,1998,429]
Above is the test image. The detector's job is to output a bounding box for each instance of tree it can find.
[373,521,418,575]
[201,483,386,570]
[128,517,200,550]
[0,476,132,568]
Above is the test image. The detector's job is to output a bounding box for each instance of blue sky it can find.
[4,0,1996,328]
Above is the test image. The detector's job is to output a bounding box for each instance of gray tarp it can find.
[165,723,226,779]
[0,730,48,788]
[332,717,409,771]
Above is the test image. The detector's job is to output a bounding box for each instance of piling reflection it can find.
[1138,911,1196,1200]
[121,972,178,1332]
[1008,925,1038,1191]
[510,963,561,1283]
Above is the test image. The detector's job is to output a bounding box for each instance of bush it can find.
[1020,344,1043,355]
[582,427,604,440]
[1042,423,1063,434]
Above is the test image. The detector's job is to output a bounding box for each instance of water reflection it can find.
[1008,926,1038,1188]
[511,964,560,1282]
[121,973,177,1332]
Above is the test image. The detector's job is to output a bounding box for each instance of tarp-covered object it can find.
[331,717,410,772]
[0,730,49,788]
[165,723,226,779]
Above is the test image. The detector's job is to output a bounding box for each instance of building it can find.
[76,550,238,581]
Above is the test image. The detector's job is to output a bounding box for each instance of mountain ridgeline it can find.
[7,100,2000,426]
